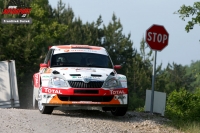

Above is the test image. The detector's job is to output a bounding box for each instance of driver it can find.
[57,57,67,66]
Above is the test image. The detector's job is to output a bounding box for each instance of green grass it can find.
[166,119,200,133]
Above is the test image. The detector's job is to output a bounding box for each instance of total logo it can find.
[43,88,62,94]
[110,90,125,95]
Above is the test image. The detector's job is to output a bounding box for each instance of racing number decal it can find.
[33,73,40,88]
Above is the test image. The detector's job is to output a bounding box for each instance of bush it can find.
[165,88,200,121]
[128,92,145,111]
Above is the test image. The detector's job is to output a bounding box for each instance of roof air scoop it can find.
[52,70,60,74]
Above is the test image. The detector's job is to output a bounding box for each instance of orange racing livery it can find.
[33,44,128,116]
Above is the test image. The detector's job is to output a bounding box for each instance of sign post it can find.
[150,51,157,114]
[145,24,169,114]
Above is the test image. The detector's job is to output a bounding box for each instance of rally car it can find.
[32,44,128,116]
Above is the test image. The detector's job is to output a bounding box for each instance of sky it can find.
[48,0,199,69]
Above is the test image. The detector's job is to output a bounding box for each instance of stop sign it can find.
[145,24,169,51]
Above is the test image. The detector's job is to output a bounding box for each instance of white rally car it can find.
[32,45,128,116]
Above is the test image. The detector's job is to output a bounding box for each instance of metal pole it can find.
[150,50,157,114]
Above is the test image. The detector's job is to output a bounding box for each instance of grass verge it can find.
[166,119,200,133]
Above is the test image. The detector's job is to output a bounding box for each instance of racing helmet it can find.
[57,56,67,65]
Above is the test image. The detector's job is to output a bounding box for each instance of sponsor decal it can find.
[72,76,100,79]
[43,88,62,94]
[42,75,50,78]
[85,50,98,52]
[70,68,95,70]
[61,68,68,70]
[69,49,98,52]
[110,90,125,95]
[115,95,127,104]
[114,95,126,100]
[76,68,96,72]
[70,50,85,52]
[34,73,40,88]
[44,68,52,73]
[56,46,71,49]
[64,49,70,52]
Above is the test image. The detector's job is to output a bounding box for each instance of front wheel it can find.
[38,87,54,114]
[111,107,128,116]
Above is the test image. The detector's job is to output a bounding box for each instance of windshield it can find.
[50,52,113,68]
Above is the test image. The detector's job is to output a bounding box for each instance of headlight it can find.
[105,78,118,88]
[49,76,68,87]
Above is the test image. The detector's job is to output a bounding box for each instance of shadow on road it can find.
[51,109,141,122]
[50,108,169,124]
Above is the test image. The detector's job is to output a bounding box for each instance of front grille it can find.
[68,81,104,88]
[74,90,99,94]
[57,95,113,102]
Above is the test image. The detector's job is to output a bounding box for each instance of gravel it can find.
[0,107,184,133]
[2,71,184,132]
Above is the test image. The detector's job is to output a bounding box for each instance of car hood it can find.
[46,67,115,81]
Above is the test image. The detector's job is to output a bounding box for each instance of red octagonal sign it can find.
[145,24,169,51]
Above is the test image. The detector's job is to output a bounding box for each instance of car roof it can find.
[51,44,107,55]
[51,44,104,50]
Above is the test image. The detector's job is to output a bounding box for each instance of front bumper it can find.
[41,87,128,107]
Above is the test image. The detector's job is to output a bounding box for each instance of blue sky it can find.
[48,0,199,68]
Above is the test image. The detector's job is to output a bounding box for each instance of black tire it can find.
[38,87,54,114]
[111,107,128,116]
[39,106,54,114]
[33,98,38,109]
[102,107,112,112]
[32,81,38,109]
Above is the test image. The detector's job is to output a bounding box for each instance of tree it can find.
[175,2,200,32]
[164,62,195,92]
[186,60,200,90]
[101,14,136,74]
[127,38,153,110]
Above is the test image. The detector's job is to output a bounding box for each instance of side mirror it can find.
[114,65,122,70]
[40,63,48,68]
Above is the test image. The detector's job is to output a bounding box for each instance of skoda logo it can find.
[83,78,90,83]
